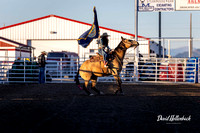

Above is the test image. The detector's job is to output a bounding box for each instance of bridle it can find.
[119,40,138,50]
[116,40,138,66]
[120,40,129,50]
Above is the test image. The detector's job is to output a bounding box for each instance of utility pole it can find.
[134,0,139,81]
[189,13,193,58]
[168,40,171,58]
[159,12,162,57]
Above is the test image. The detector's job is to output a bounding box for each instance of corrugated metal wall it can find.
[0,16,89,43]
[0,15,149,58]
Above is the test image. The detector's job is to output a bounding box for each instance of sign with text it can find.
[176,0,200,10]
[138,0,175,12]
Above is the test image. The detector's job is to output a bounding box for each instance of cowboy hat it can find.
[100,33,110,37]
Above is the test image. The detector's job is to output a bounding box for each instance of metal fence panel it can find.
[0,56,199,84]
[138,58,197,83]
[199,58,200,83]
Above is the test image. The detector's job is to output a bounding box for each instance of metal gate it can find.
[0,56,199,84]
[138,58,198,83]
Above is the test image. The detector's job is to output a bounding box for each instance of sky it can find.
[0,0,200,49]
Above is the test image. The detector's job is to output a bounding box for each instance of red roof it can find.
[0,14,149,40]
[0,36,29,47]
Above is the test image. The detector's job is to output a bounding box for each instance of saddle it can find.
[89,53,115,74]
[89,52,114,62]
[90,53,103,62]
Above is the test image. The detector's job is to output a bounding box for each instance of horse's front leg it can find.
[113,74,123,95]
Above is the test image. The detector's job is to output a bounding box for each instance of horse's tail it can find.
[74,69,83,90]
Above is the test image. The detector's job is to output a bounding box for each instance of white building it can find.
[0,14,162,59]
[0,36,31,61]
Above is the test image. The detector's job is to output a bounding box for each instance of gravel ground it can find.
[0,83,200,133]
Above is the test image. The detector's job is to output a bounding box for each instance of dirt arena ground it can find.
[0,82,200,133]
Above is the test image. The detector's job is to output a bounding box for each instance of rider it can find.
[97,32,111,67]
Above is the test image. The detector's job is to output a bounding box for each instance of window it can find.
[90,49,95,53]
[50,31,57,34]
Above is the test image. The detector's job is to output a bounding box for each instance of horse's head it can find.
[121,37,139,49]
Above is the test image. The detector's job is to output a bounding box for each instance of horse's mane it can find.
[111,41,126,57]
[114,41,124,51]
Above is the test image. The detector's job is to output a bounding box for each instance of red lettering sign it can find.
[188,0,200,4]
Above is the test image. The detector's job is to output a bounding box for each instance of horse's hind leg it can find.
[91,76,104,95]
[83,80,93,96]
[90,76,98,93]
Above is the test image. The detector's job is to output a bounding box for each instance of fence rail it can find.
[0,56,199,84]
[138,58,198,83]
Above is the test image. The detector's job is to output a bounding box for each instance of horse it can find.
[75,37,139,96]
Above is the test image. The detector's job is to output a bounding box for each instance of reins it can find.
[113,41,138,67]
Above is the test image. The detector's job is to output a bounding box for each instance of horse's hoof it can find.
[89,93,95,96]
[114,90,124,96]
[119,92,125,96]
[114,90,119,95]
[100,91,104,95]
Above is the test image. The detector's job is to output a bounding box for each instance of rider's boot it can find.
[103,60,108,67]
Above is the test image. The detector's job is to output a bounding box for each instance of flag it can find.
[77,7,99,48]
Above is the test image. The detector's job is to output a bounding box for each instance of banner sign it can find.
[138,0,175,12]
[176,0,200,11]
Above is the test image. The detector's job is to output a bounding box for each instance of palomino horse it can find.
[75,37,139,96]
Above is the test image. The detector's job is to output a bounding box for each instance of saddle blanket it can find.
[90,54,103,62]
[90,52,114,62]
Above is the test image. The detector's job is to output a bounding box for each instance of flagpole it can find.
[134,0,139,82]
